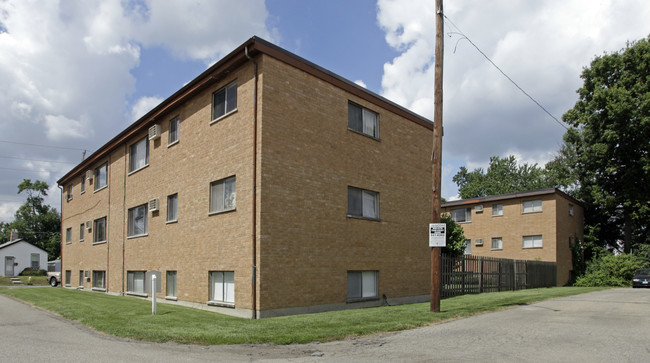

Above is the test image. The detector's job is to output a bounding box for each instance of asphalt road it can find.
[1,288,648,362]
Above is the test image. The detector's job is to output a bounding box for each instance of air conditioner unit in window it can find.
[85,221,92,231]
[475,205,484,213]
[149,198,159,212]
[475,238,484,246]
[84,270,90,281]
[86,170,93,181]
[148,124,161,140]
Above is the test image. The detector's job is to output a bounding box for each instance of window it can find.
[166,271,177,298]
[65,228,72,243]
[66,184,73,200]
[128,204,148,237]
[127,271,145,294]
[30,253,40,269]
[65,270,71,285]
[129,137,149,173]
[347,186,379,219]
[79,223,85,242]
[348,101,379,138]
[492,237,503,250]
[464,239,472,255]
[210,176,236,214]
[95,163,107,191]
[167,193,178,222]
[169,117,179,145]
[94,217,107,243]
[569,236,575,249]
[212,82,237,120]
[81,175,86,193]
[209,271,234,304]
[492,204,503,216]
[79,270,84,287]
[450,208,471,223]
[569,204,574,216]
[523,235,543,249]
[92,270,105,289]
[523,200,542,213]
[347,271,378,301]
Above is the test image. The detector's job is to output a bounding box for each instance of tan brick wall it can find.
[441,191,584,285]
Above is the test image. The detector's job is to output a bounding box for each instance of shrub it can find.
[19,268,47,276]
[574,253,646,287]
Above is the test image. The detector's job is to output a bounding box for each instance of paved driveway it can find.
[1,288,648,362]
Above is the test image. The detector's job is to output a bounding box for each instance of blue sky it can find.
[1,0,649,222]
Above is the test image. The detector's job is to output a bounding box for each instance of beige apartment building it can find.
[441,188,584,285]
[57,37,434,318]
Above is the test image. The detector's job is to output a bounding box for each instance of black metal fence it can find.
[441,254,557,298]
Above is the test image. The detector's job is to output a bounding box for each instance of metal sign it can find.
[429,223,446,247]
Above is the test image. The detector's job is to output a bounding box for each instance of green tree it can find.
[441,214,466,257]
[562,35,650,253]
[452,155,554,199]
[3,179,61,260]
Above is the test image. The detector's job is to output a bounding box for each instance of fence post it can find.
[479,259,483,293]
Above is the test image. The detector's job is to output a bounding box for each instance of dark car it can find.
[632,269,650,288]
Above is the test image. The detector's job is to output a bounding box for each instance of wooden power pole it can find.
[431,0,444,313]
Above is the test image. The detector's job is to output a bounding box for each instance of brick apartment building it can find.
[57,37,434,318]
[441,188,584,285]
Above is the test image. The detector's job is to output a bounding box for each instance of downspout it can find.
[122,143,128,295]
[58,185,64,276]
[245,45,258,319]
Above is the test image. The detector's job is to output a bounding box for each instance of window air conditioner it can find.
[85,221,92,231]
[84,270,90,281]
[149,198,159,212]
[475,239,484,246]
[86,170,93,181]
[475,205,484,213]
[148,124,161,140]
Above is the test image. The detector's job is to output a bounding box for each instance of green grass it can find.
[0,286,605,345]
[0,276,48,286]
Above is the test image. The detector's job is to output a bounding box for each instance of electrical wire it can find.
[0,155,77,165]
[442,13,568,131]
[0,140,88,152]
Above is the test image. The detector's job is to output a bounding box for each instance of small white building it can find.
[1,234,48,277]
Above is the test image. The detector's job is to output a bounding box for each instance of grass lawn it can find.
[0,286,605,345]
[0,276,48,286]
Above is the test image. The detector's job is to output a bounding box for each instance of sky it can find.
[0,0,649,223]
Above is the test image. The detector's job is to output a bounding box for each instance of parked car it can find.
[632,269,650,288]
[47,259,61,287]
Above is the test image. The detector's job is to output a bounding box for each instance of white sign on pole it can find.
[429,223,446,247]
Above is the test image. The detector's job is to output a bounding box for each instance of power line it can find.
[0,155,77,165]
[0,167,61,174]
[0,140,89,152]
[442,13,568,131]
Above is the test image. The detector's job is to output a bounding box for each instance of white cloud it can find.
[354,80,368,88]
[377,0,650,198]
[43,115,89,140]
[130,96,164,123]
[0,202,21,223]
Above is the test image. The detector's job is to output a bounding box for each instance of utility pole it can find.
[431,0,444,313]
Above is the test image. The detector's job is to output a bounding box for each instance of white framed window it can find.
[80,175,86,193]
[79,270,84,287]
[65,184,73,201]
[94,217,107,243]
[166,271,177,298]
[450,208,471,223]
[127,271,145,294]
[65,270,71,285]
[79,223,85,242]
[167,193,178,222]
[464,239,472,255]
[65,228,72,244]
[169,117,179,145]
[209,271,234,304]
[210,176,236,214]
[569,204,574,216]
[347,271,378,301]
[523,235,543,249]
[492,204,503,216]
[128,204,148,237]
[212,82,237,121]
[92,270,105,289]
[348,101,379,138]
[522,200,542,213]
[492,237,503,250]
[95,163,108,191]
[129,137,149,173]
[347,186,379,219]
[30,253,40,269]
